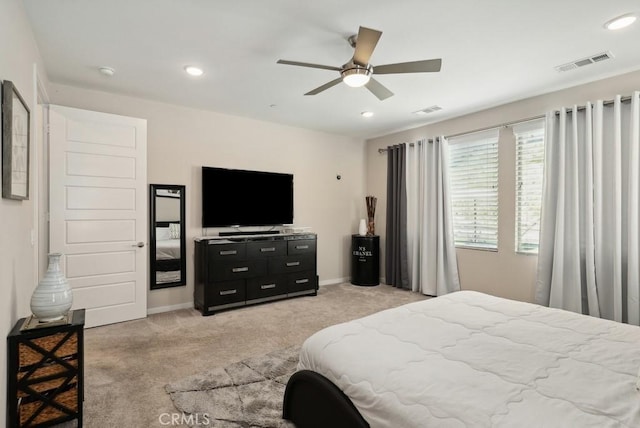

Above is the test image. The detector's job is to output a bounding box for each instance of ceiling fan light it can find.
[343,74,370,87]
[342,66,371,87]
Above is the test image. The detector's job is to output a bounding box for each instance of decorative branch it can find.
[365,195,377,235]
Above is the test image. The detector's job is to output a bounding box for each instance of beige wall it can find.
[0,0,49,424]
[49,83,366,311]
[367,69,640,303]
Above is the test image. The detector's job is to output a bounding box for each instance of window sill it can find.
[454,245,498,252]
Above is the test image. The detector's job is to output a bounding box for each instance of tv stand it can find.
[219,230,280,237]
[194,233,318,315]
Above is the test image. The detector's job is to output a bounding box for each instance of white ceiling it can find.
[23,0,640,139]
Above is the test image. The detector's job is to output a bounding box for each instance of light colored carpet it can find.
[82,283,426,427]
[166,346,300,427]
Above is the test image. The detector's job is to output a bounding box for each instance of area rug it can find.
[165,346,300,427]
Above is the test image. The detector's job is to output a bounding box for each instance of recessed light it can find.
[604,13,637,30]
[98,66,115,77]
[361,111,374,118]
[184,66,204,76]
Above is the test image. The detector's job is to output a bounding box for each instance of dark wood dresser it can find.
[194,234,318,315]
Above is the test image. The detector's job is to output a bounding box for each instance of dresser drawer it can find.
[246,240,286,258]
[209,259,267,281]
[209,281,246,306]
[287,239,316,255]
[287,271,317,293]
[246,275,287,300]
[268,255,315,274]
[208,242,246,260]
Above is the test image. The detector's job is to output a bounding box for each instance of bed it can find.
[156,237,181,261]
[283,290,640,427]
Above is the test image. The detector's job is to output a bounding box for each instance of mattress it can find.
[156,238,180,260]
[298,290,640,427]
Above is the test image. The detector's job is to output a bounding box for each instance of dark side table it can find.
[351,235,380,286]
[7,309,85,428]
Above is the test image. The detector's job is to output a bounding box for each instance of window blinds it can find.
[448,129,499,250]
[513,119,545,254]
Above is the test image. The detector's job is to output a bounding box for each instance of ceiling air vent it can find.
[591,52,613,62]
[555,51,614,72]
[414,105,443,115]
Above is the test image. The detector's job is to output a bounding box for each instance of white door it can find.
[49,105,147,328]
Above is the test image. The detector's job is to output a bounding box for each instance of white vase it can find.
[358,219,367,236]
[30,253,73,322]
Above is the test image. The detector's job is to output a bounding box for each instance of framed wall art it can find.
[2,80,30,200]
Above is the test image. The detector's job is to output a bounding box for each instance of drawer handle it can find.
[295,245,309,250]
[220,289,237,296]
[286,261,301,267]
[232,267,249,273]
[260,247,276,252]
[295,279,309,284]
[220,250,237,256]
[261,283,277,290]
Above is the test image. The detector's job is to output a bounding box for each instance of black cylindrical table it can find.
[351,234,380,286]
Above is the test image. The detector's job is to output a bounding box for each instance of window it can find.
[513,120,545,254]
[448,129,499,250]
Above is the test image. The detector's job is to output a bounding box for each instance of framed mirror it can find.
[150,184,186,289]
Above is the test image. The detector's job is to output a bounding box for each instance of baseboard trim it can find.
[319,277,349,286]
[147,302,193,315]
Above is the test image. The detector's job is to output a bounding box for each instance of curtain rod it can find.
[556,95,632,114]
[377,114,544,154]
[377,94,636,154]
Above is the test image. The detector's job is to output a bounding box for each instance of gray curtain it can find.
[385,144,409,288]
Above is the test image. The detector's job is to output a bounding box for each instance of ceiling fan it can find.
[277,26,442,101]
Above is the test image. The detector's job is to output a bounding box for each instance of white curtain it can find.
[536,92,640,324]
[406,138,461,296]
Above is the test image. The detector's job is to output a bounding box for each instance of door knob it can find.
[132,242,145,248]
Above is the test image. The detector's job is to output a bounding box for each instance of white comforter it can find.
[156,238,180,260]
[298,291,640,427]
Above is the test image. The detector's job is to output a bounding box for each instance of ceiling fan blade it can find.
[277,59,341,72]
[375,59,442,74]
[305,77,343,96]
[353,26,382,66]
[365,78,394,101]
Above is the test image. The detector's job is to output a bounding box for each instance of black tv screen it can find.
[202,167,294,227]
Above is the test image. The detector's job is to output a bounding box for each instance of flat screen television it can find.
[202,166,294,227]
